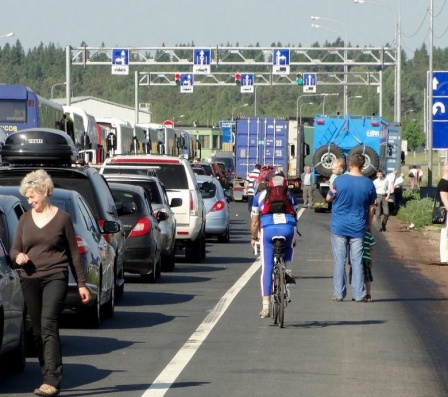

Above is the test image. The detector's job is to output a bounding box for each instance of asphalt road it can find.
[2,201,448,397]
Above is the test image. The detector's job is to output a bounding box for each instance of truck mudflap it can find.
[232,177,246,202]
[312,182,332,213]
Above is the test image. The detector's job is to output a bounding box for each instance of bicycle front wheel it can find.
[278,263,285,328]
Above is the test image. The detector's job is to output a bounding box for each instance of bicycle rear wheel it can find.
[278,262,285,328]
[271,271,279,324]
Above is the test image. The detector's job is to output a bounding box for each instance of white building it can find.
[54,96,152,126]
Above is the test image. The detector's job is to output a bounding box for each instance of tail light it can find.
[190,190,199,216]
[210,200,225,212]
[76,236,89,255]
[129,217,151,237]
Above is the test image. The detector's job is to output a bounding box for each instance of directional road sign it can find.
[193,48,211,74]
[240,73,254,93]
[111,48,129,75]
[180,74,194,93]
[303,73,317,93]
[432,71,448,149]
[272,48,290,74]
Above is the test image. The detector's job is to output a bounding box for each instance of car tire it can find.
[155,253,162,280]
[217,226,230,243]
[115,265,125,299]
[347,145,379,177]
[1,311,26,372]
[186,234,203,263]
[82,292,101,329]
[161,249,175,272]
[101,280,115,319]
[141,261,157,283]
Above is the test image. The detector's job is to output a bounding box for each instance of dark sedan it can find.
[0,186,119,328]
[109,183,167,283]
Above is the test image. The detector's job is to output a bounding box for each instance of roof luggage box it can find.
[1,128,79,166]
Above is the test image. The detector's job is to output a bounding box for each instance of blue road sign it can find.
[112,48,129,65]
[272,49,290,66]
[433,72,448,97]
[241,74,254,86]
[303,73,317,87]
[433,71,448,149]
[181,74,194,86]
[194,49,211,65]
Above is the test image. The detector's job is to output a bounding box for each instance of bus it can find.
[96,117,136,157]
[0,84,65,134]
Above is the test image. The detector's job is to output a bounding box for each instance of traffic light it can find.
[175,73,181,86]
[235,73,242,85]
[296,73,303,85]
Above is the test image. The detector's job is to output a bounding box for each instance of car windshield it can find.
[198,181,217,199]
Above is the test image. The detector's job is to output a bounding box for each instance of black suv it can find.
[0,128,126,296]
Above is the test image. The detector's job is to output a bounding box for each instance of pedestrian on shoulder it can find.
[326,153,376,302]
[10,169,90,397]
[409,164,418,190]
[300,166,313,208]
[373,169,391,231]
[329,158,345,195]
[393,172,404,214]
[436,165,448,264]
[245,163,261,211]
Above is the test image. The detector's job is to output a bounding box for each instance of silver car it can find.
[104,174,179,271]
[196,175,230,243]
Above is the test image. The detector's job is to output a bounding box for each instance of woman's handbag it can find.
[432,200,447,225]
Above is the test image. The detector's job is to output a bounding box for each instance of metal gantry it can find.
[65,45,397,121]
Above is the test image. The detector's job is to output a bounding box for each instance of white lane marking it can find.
[141,257,262,397]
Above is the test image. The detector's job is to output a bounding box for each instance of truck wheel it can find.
[347,145,379,177]
[313,144,344,177]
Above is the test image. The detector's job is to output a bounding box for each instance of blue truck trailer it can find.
[311,114,400,212]
[233,117,302,200]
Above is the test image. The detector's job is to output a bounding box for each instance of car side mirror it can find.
[224,189,233,203]
[102,220,121,233]
[156,211,169,222]
[170,197,182,208]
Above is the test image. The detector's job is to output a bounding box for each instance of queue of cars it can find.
[0,127,233,371]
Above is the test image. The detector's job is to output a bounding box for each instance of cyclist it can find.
[250,168,299,318]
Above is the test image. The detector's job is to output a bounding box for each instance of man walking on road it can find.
[301,166,313,208]
[245,163,261,212]
[373,169,391,231]
[326,154,376,302]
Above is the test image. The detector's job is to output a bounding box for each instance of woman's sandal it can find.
[34,384,60,396]
[365,295,373,302]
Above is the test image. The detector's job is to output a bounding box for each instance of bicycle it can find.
[270,236,290,328]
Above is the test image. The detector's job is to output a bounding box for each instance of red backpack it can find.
[261,174,295,215]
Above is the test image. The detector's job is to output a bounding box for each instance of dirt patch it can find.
[386,216,448,293]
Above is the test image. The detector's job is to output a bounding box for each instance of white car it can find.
[101,155,206,263]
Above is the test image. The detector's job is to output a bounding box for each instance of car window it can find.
[113,180,163,205]
[78,196,100,233]
[152,164,189,189]
[112,190,144,213]
[198,181,217,199]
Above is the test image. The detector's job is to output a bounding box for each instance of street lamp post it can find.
[300,102,314,127]
[311,16,348,115]
[51,82,66,100]
[231,103,248,121]
[347,95,362,112]
[322,93,340,114]
[172,114,185,126]
[354,0,401,122]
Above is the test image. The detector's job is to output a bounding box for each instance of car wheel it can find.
[101,280,115,319]
[155,252,162,280]
[82,289,101,328]
[1,311,26,372]
[185,234,203,263]
[217,226,230,243]
[115,264,125,299]
[161,249,175,272]
[141,261,156,283]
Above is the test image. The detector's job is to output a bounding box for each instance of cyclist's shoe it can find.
[259,307,270,318]
[285,269,296,284]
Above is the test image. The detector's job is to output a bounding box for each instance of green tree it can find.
[403,120,425,150]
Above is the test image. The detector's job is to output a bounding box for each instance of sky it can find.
[1,0,448,58]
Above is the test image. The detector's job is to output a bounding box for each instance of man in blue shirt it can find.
[327,153,376,302]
